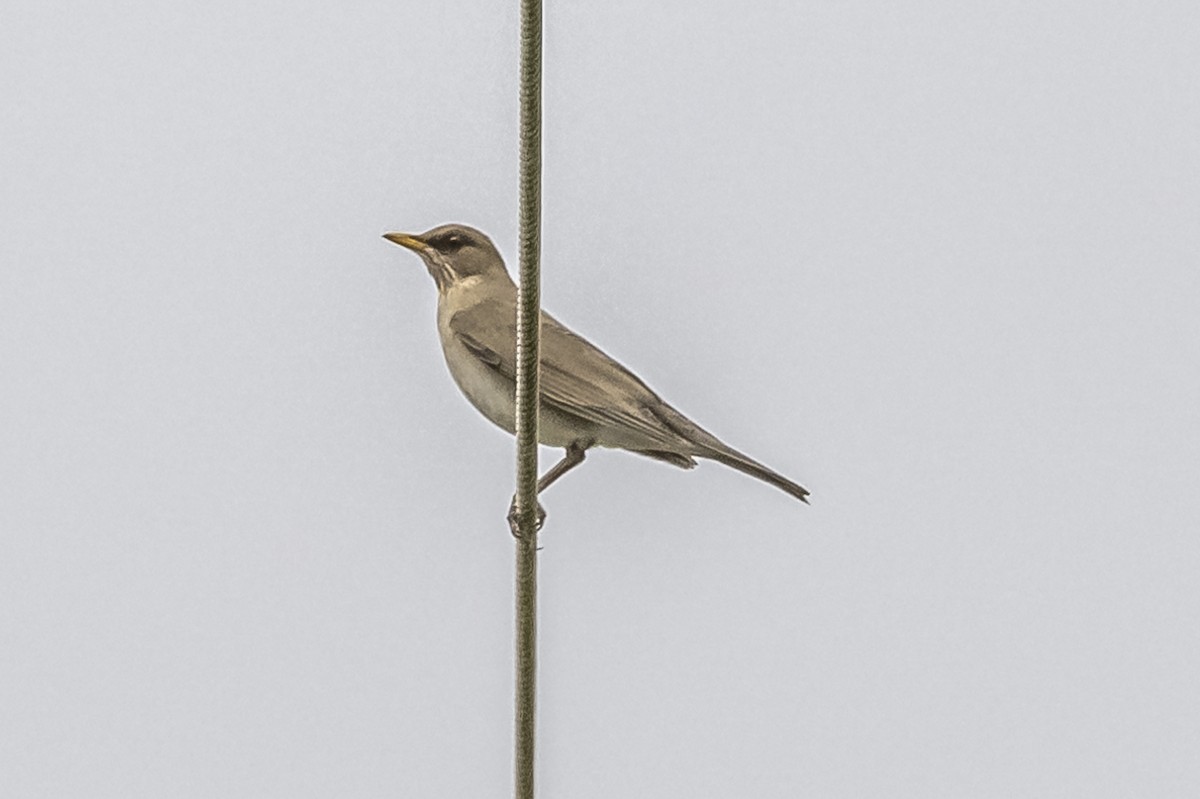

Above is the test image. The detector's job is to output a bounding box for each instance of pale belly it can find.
[436,308,584,448]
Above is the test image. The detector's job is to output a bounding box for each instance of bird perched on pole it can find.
[383,223,809,525]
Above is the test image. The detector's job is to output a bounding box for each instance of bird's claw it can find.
[507,498,546,539]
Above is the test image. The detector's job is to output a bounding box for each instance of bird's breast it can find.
[437,318,518,435]
[434,293,587,448]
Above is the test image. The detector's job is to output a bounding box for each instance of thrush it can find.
[383,224,809,524]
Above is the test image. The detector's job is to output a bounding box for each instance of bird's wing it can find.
[448,299,694,450]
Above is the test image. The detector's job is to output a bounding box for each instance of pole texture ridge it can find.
[513,0,543,796]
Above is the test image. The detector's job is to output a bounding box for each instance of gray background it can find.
[3,1,1198,796]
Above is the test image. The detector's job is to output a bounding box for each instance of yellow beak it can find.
[382,232,426,252]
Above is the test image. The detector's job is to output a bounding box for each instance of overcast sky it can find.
[3,2,1198,796]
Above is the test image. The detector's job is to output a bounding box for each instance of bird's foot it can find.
[507,497,546,540]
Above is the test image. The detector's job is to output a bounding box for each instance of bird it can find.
[383,223,809,526]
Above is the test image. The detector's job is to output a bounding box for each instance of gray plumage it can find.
[384,223,809,505]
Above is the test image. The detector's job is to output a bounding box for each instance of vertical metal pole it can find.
[513,0,543,796]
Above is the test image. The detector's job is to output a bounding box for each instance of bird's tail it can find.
[646,401,810,504]
[703,447,810,504]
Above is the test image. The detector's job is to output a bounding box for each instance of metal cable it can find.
[513,0,543,795]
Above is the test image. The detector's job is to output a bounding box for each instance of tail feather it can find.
[704,448,810,504]
[644,401,810,503]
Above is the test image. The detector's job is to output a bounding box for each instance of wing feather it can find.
[449,300,692,450]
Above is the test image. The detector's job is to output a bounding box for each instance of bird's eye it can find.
[443,233,465,250]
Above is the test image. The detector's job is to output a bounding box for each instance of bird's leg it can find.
[507,442,590,538]
[536,441,589,494]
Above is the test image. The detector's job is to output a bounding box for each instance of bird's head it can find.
[383,224,510,291]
